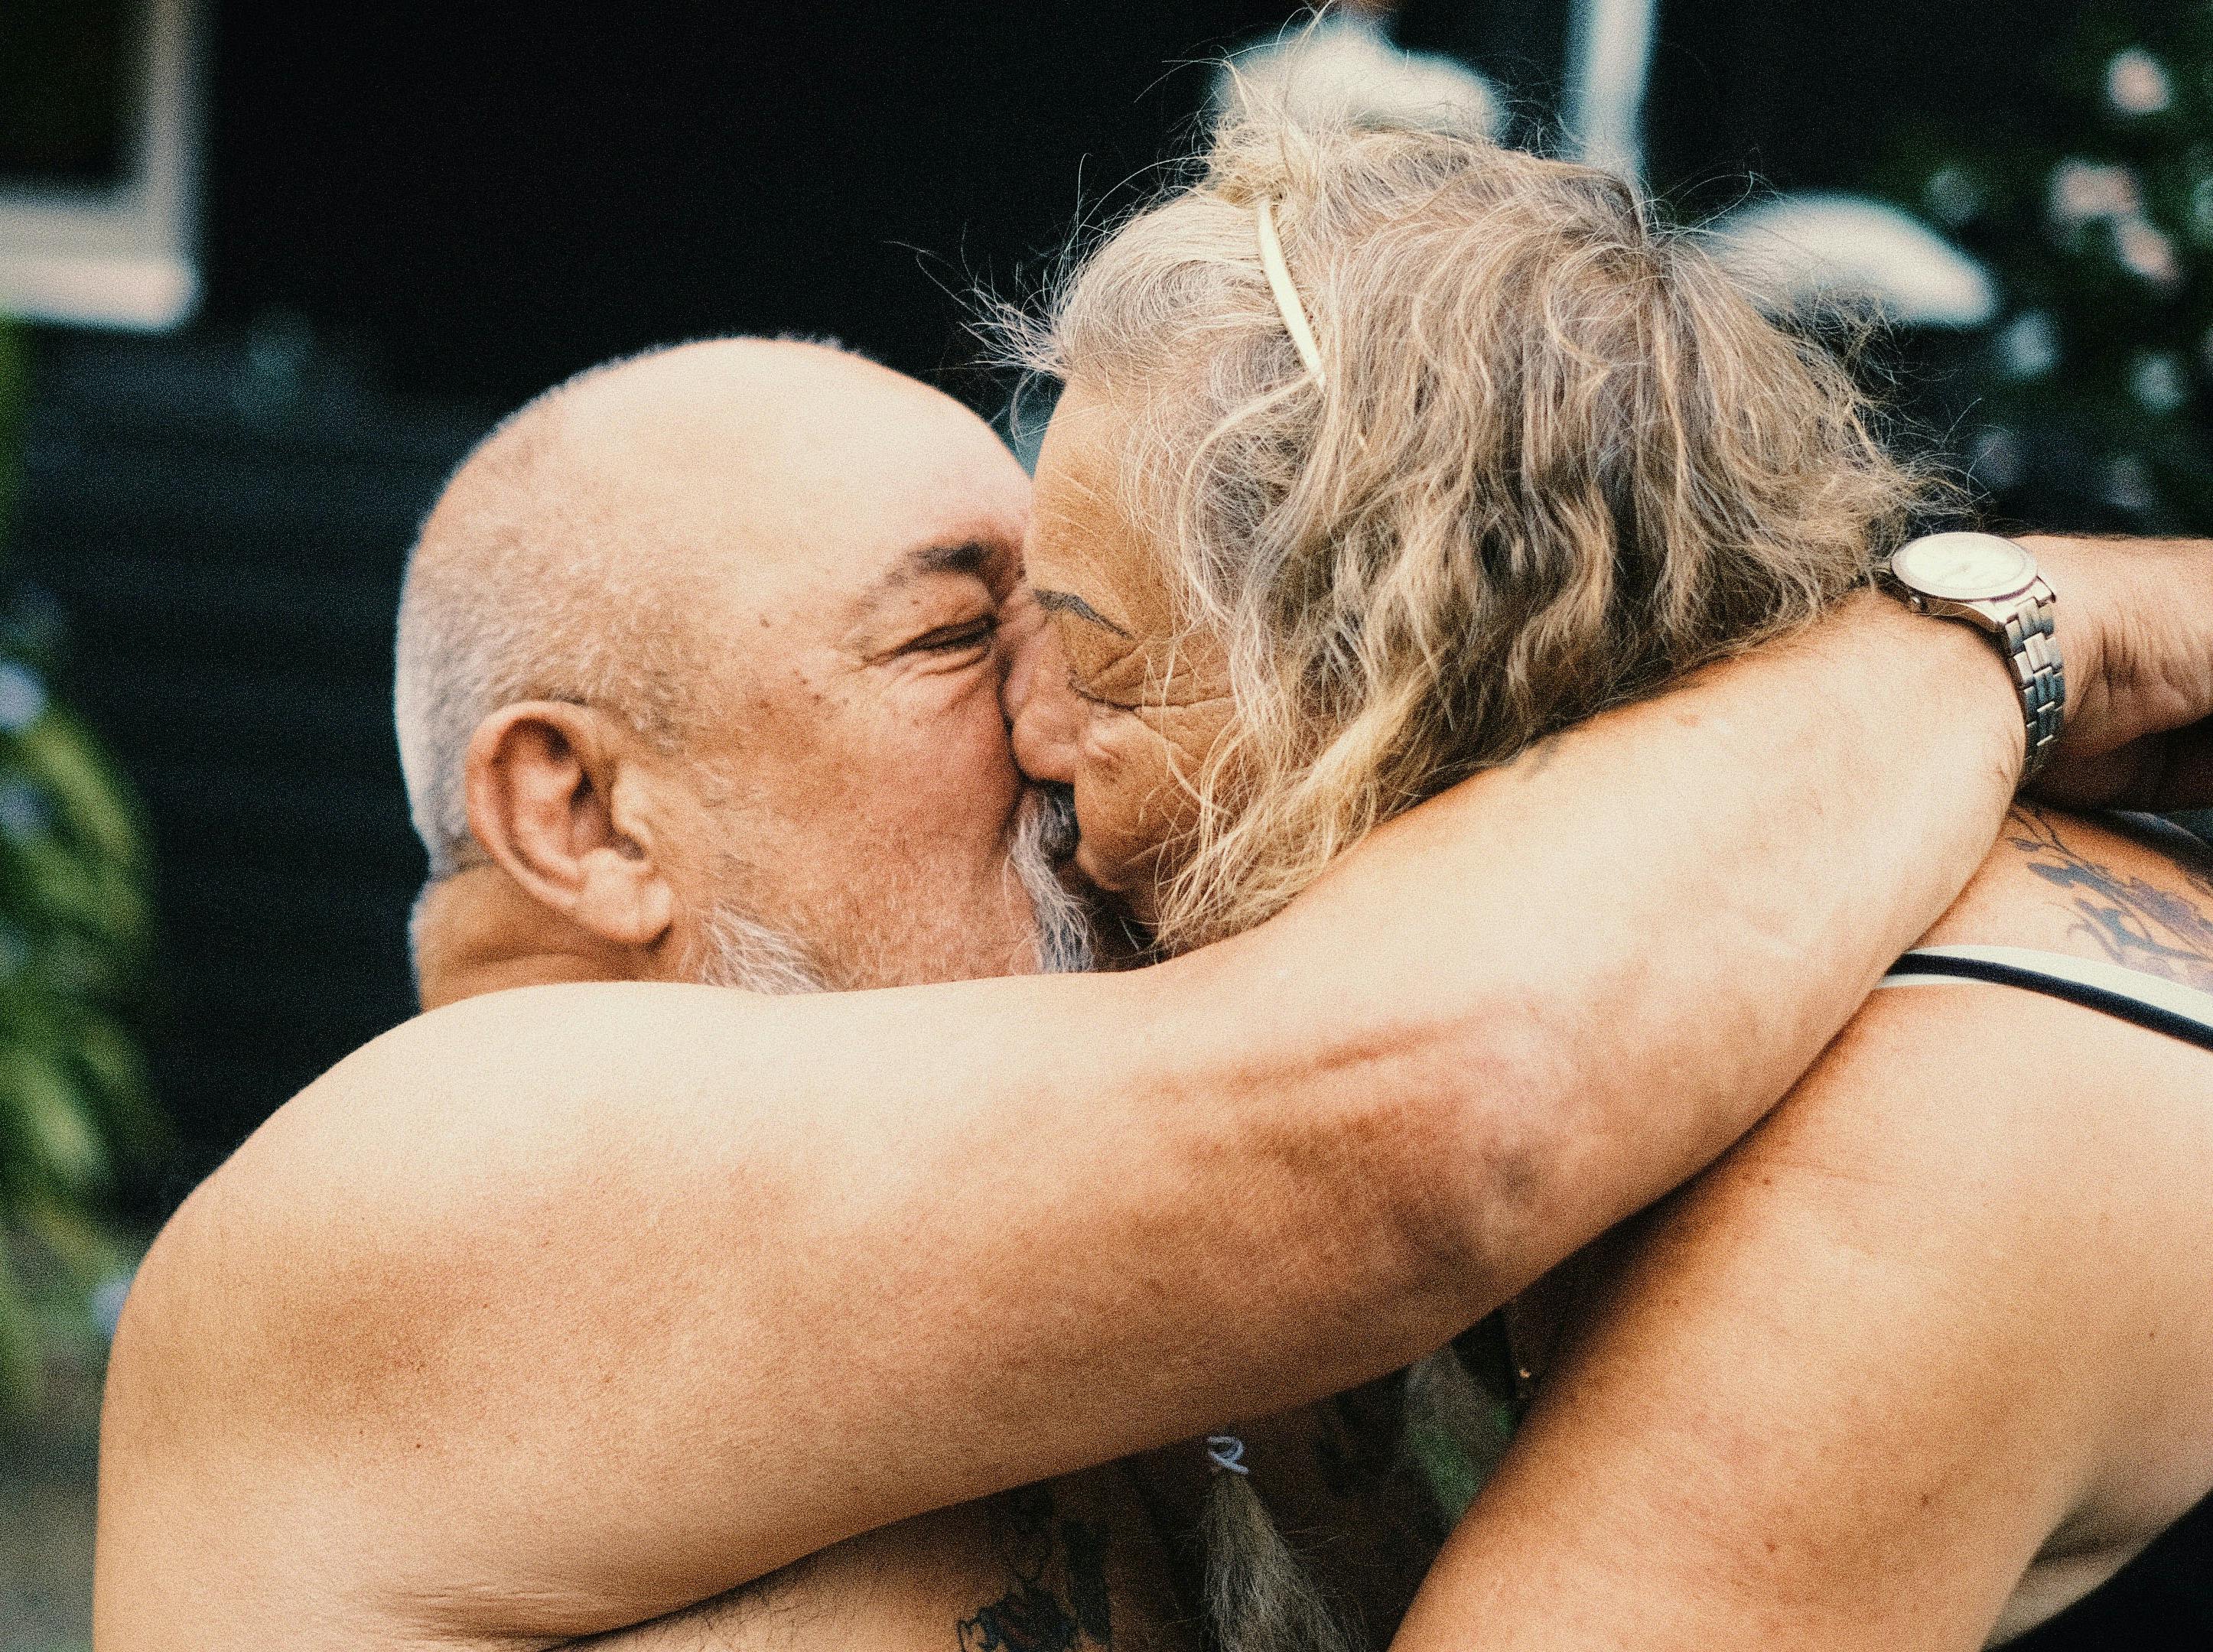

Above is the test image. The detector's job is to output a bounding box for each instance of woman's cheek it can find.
[1072,718,1166,891]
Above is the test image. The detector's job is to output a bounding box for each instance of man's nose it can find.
[999,591,1082,785]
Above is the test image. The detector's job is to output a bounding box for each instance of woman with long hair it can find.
[1005,106,2213,1648]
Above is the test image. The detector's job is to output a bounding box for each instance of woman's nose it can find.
[999,590,1082,785]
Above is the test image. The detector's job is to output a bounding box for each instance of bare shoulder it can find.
[1920,804,2213,985]
[1783,804,2213,1618]
[1751,808,2213,1186]
[1779,805,2213,1260]
[1529,808,2213,1644]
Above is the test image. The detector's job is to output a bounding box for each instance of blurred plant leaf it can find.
[14,710,146,870]
[18,1194,130,1306]
[0,314,157,1417]
[74,1013,162,1152]
[0,321,19,539]
[2,1046,107,1193]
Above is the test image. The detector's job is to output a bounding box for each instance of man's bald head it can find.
[395,337,1024,879]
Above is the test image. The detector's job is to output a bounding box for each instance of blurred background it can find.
[3,2,2211,1646]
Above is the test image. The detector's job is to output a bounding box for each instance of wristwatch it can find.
[1879,532,2063,778]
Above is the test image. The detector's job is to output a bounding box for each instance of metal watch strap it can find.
[2004,583,2064,778]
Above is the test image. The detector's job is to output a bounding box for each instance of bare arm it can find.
[96,545,2213,1648]
[1386,811,2213,1652]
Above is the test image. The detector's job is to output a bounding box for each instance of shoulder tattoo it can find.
[2003,806,2213,993]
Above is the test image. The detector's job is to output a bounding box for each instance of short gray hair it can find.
[393,351,704,879]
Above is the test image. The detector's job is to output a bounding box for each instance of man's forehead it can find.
[550,343,1030,627]
[809,426,1029,604]
[568,340,1020,499]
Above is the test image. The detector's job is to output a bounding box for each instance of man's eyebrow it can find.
[851,541,1005,624]
[1033,587,1130,637]
[846,541,1012,644]
[897,541,994,582]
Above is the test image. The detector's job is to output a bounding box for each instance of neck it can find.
[414,866,648,1010]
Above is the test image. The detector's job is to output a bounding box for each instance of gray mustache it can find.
[1010,785,1094,976]
[1031,782,1081,865]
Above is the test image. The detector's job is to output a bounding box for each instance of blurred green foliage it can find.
[1876,1,2213,530]
[0,320,157,1416]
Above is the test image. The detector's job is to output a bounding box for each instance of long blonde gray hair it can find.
[1020,110,1929,954]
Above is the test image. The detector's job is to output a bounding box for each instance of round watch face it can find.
[1889,532,2036,602]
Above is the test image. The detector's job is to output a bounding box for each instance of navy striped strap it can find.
[1879,945,2213,1053]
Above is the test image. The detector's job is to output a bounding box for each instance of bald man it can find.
[399,337,1084,1005]
[95,338,2213,1651]
[396,339,1167,1648]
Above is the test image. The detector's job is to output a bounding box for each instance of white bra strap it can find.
[1878,942,2213,1047]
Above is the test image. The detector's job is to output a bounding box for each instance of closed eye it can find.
[1066,669,1137,714]
[906,616,998,655]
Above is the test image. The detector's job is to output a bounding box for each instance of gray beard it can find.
[692,785,1095,993]
[1008,783,1095,977]
[691,901,830,994]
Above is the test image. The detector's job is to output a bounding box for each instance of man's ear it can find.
[462,702,677,951]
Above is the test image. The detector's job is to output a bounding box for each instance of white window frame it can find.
[0,0,204,332]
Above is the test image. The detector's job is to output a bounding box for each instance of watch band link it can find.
[2004,589,2065,777]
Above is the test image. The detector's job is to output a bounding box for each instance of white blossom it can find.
[1968,425,2026,492]
[2116,216,2182,286]
[2104,454,2158,513]
[0,662,47,733]
[0,781,50,842]
[2107,47,2174,115]
[2049,158,2142,228]
[1925,164,1983,226]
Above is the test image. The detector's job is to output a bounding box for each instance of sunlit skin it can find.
[89,341,2213,1652]
[1002,377,2213,1650]
[568,342,1043,988]
[1008,379,1237,920]
[1386,805,2213,1652]
[410,341,1046,1002]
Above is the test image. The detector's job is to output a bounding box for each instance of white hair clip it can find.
[1255,198,1326,387]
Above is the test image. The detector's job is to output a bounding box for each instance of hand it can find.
[2023,535,2213,809]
